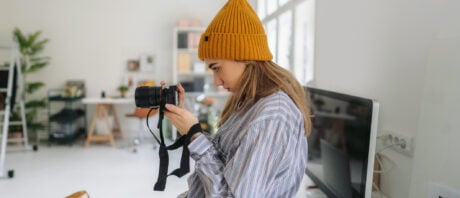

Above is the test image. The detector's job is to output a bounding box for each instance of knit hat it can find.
[198,0,273,61]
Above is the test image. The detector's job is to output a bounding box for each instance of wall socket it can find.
[381,131,414,157]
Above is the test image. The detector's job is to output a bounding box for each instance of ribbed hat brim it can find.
[199,32,272,60]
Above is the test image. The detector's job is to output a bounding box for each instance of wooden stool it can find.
[84,104,122,147]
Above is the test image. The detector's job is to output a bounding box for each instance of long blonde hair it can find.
[218,61,312,136]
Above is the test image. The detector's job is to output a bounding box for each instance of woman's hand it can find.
[176,82,186,109]
[160,81,198,136]
[164,104,198,136]
[160,81,185,108]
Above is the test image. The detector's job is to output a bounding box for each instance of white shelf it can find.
[178,72,212,77]
[177,49,198,54]
[172,26,206,84]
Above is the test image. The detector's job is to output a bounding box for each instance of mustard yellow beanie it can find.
[198,0,273,61]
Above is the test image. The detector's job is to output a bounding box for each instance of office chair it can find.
[125,107,159,152]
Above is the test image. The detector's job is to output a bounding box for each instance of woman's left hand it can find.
[164,104,199,136]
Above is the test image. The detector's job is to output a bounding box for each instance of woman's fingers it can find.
[159,81,184,108]
[165,104,182,114]
[164,104,198,136]
[177,83,185,108]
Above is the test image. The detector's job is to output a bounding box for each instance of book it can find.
[187,32,201,50]
[178,53,191,73]
[177,33,188,48]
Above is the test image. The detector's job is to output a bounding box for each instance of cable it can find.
[373,142,403,174]
[376,142,405,154]
[373,153,397,174]
[146,108,161,144]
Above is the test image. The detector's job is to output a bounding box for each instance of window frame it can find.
[257,0,315,85]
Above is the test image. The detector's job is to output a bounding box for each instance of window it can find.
[257,0,315,85]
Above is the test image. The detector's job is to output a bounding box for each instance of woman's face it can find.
[204,59,246,93]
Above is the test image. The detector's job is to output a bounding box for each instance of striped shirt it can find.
[182,91,308,198]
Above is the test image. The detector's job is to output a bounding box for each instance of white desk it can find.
[82,97,134,147]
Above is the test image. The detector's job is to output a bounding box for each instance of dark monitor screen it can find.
[304,86,379,198]
[0,66,18,111]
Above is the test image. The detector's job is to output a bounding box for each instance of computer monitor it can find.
[304,86,379,198]
[0,65,18,111]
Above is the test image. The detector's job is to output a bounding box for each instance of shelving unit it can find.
[172,26,209,85]
[47,90,86,145]
[170,26,229,140]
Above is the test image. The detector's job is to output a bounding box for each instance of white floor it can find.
[0,138,319,198]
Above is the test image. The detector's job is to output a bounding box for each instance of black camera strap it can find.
[146,108,202,191]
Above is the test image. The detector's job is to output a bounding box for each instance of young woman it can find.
[164,0,311,197]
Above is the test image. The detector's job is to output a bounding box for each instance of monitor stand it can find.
[305,185,328,198]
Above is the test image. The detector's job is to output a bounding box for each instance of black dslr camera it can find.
[135,85,177,110]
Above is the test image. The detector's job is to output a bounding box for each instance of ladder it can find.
[0,43,34,179]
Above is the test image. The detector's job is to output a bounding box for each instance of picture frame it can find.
[65,80,86,97]
[127,59,140,71]
[139,54,155,72]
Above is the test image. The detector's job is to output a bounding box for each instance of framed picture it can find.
[127,59,140,71]
[139,54,155,72]
[65,80,86,97]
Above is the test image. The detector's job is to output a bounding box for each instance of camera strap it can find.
[147,108,202,191]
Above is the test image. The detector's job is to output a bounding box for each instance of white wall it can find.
[0,0,227,97]
[410,0,460,197]
[0,0,228,137]
[314,0,455,197]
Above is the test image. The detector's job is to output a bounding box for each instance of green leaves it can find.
[25,98,47,109]
[13,27,50,75]
[11,27,50,134]
[13,28,49,57]
[26,82,45,95]
[26,57,50,73]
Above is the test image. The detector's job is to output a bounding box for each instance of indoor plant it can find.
[118,85,129,98]
[10,28,50,135]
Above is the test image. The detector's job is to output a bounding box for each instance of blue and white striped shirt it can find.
[183,91,308,197]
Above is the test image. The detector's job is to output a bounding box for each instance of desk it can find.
[82,97,134,147]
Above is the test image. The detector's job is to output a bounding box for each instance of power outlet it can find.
[381,131,414,157]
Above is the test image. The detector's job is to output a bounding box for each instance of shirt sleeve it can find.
[188,134,229,197]
[188,118,294,197]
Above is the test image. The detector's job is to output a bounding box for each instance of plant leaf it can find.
[26,82,45,94]
[25,62,48,73]
[13,28,27,51]
[26,99,47,109]
[30,39,49,56]
[29,56,51,63]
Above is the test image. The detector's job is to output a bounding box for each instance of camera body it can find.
[135,85,177,109]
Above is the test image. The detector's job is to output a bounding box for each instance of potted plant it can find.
[118,85,129,98]
[10,28,50,137]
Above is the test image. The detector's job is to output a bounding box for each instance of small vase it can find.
[120,91,127,98]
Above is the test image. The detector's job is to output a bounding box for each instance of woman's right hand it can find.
[164,104,199,136]
[160,81,185,108]
[176,83,185,109]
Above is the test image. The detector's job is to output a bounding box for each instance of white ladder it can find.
[0,43,34,179]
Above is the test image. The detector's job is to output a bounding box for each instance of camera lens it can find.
[134,86,177,108]
[135,86,161,108]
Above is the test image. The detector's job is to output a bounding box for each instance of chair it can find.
[66,190,90,198]
[125,107,159,152]
[125,80,159,152]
